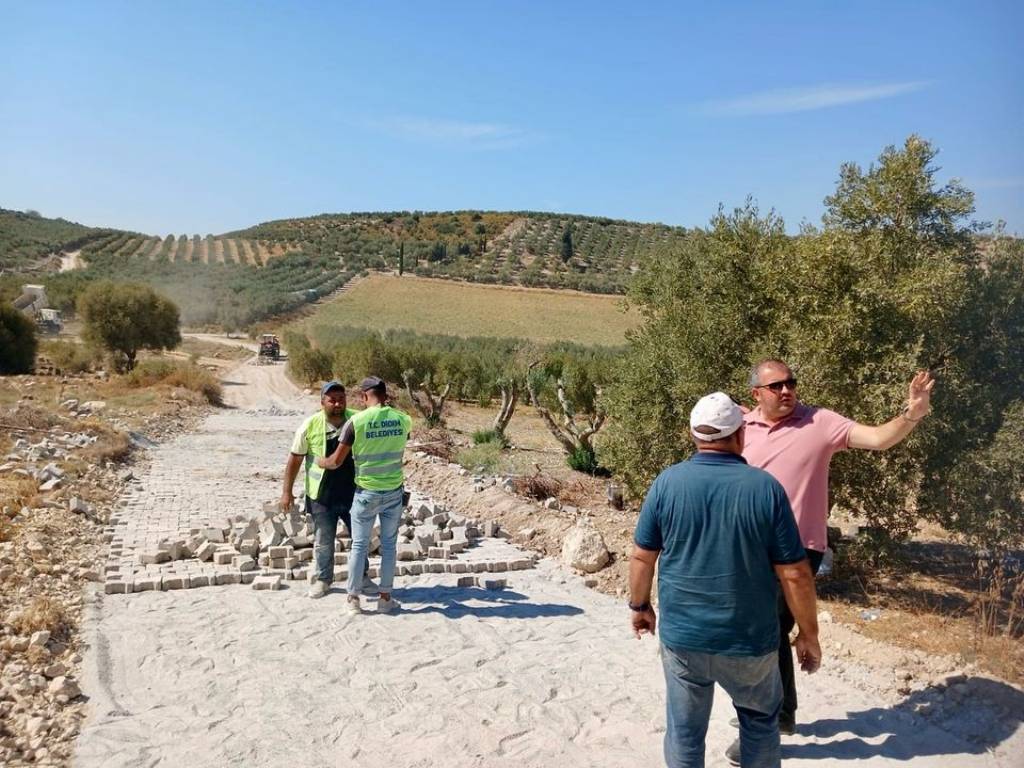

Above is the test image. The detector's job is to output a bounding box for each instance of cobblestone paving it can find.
[102,409,304,591]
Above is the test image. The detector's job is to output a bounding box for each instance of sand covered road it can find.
[72,354,1022,767]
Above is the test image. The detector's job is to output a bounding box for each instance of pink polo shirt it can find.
[742,403,854,553]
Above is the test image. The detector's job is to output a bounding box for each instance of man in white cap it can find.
[630,392,821,768]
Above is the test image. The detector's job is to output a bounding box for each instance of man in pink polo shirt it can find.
[735,358,934,744]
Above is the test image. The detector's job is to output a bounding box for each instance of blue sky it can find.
[2,1,1021,235]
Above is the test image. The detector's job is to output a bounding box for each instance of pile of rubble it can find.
[104,491,535,594]
[0,507,104,766]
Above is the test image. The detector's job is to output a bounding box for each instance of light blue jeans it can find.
[346,485,404,596]
[661,645,782,768]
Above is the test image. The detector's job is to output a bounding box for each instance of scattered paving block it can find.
[457,576,476,587]
[253,575,283,590]
[427,562,445,574]
[333,552,348,565]
[396,543,419,561]
[333,567,349,581]
[138,551,171,565]
[194,541,217,562]
[190,573,211,588]
[478,577,507,590]
[258,553,270,567]
[407,563,424,575]
[298,548,314,562]
[427,547,447,559]
[483,521,500,537]
[511,559,532,571]
[240,571,258,584]
[233,555,256,572]
[290,567,308,581]
[443,541,466,554]
[472,562,489,573]
[214,550,236,565]
[163,574,190,590]
[104,579,129,595]
[268,545,294,559]
[238,539,259,556]
[215,571,241,586]
[452,562,468,574]
[492,561,508,573]
[202,528,225,543]
[134,575,162,592]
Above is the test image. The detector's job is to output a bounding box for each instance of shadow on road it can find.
[786,676,1023,761]
[392,584,584,620]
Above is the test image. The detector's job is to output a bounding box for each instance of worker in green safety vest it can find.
[318,376,411,615]
[281,380,375,599]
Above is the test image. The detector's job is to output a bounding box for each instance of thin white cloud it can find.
[700,81,930,116]
[356,116,537,150]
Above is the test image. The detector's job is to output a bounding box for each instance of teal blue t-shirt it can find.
[634,451,805,656]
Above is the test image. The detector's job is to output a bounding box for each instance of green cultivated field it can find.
[298,274,638,346]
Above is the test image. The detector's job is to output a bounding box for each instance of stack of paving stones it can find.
[103,490,534,594]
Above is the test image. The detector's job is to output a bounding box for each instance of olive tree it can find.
[78,281,181,372]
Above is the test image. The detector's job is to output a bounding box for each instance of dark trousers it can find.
[778,548,824,721]
[305,497,366,584]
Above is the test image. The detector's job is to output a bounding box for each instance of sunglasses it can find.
[756,377,798,393]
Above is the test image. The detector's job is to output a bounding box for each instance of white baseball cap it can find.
[690,392,743,441]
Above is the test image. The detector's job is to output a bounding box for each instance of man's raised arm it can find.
[848,370,935,451]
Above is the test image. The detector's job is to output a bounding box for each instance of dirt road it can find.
[73,351,1023,767]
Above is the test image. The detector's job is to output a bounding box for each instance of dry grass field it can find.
[296,273,639,345]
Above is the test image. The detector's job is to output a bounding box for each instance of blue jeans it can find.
[347,485,404,596]
[306,497,365,585]
[661,645,782,768]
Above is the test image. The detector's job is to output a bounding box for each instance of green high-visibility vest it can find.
[303,408,355,501]
[350,404,411,492]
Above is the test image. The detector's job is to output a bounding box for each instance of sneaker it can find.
[725,738,740,766]
[360,576,380,595]
[308,580,329,599]
[377,595,401,614]
[346,596,363,616]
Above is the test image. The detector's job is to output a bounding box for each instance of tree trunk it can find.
[492,380,518,438]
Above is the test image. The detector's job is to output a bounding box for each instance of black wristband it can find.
[628,601,650,612]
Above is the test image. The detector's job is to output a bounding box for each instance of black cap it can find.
[359,376,386,392]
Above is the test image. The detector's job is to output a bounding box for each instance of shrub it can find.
[125,359,223,405]
[0,304,37,374]
[512,470,562,500]
[456,441,504,475]
[40,339,99,373]
[566,446,609,475]
[9,596,69,637]
[472,428,507,447]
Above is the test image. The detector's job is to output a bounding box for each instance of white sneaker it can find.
[377,595,401,614]
[346,596,363,616]
[308,580,329,599]
[360,576,380,595]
